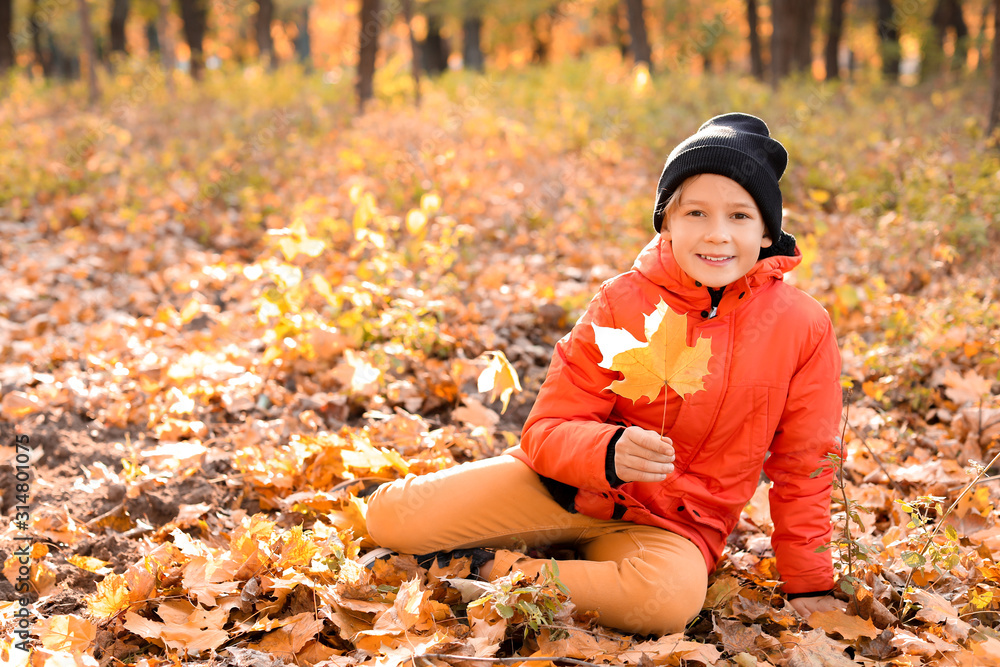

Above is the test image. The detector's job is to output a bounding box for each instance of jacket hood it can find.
[632,233,802,317]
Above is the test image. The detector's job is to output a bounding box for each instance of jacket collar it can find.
[632,234,802,320]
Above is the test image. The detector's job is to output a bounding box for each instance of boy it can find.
[367,113,844,635]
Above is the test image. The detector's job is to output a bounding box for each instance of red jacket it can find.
[510,234,842,594]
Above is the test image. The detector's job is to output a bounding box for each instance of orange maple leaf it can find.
[593,299,713,404]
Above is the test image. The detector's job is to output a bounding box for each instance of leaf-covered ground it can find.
[2,56,1000,666]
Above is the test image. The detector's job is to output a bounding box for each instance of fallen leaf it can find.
[807,609,880,640]
[477,350,522,414]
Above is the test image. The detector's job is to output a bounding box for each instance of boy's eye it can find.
[733,212,749,219]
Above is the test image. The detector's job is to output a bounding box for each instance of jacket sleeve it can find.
[763,314,842,595]
[519,285,624,493]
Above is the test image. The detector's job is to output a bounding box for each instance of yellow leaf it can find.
[477,351,522,414]
[809,188,831,204]
[67,555,112,575]
[36,614,97,653]
[593,299,713,403]
[420,192,441,213]
[86,573,131,619]
[405,209,427,235]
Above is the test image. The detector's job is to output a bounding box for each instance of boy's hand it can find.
[614,426,675,483]
[788,595,846,618]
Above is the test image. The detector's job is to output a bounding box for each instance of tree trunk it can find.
[988,0,999,136]
[825,0,845,80]
[255,0,275,68]
[402,0,420,105]
[974,0,991,71]
[30,0,55,76]
[77,0,101,103]
[294,5,311,69]
[876,0,900,80]
[420,14,448,75]
[747,0,764,80]
[926,0,970,77]
[462,16,484,71]
[178,0,207,79]
[356,0,380,113]
[771,0,816,80]
[611,1,628,59]
[147,20,159,53]
[623,0,652,72]
[110,0,129,54]
[0,0,13,72]
[530,11,552,64]
[157,0,175,93]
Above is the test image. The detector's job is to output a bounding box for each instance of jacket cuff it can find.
[604,428,626,488]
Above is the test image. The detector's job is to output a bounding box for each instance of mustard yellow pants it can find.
[365,454,708,635]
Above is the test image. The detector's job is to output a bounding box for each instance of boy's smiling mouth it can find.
[696,254,735,263]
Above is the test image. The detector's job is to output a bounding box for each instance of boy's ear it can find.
[760,232,773,248]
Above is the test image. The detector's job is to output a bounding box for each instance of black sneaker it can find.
[416,547,495,580]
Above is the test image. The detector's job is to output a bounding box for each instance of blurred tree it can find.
[990,0,999,135]
[109,0,128,54]
[178,0,207,78]
[771,0,816,80]
[924,0,969,77]
[610,1,628,59]
[747,0,765,80]
[530,7,555,63]
[0,0,12,72]
[623,0,651,72]
[462,15,483,70]
[973,0,992,70]
[876,0,900,81]
[28,0,54,76]
[402,0,421,104]
[421,13,449,75]
[294,4,311,68]
[256,0,276,67]
[77,0,100,101]
[825,0,846,79]
[357,0,380,112]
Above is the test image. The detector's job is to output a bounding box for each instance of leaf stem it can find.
[660,381,668,437]
[896,447,1000,615]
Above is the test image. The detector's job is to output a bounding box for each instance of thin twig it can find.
[948,473,1000,491]
[897,447,1000,615]
[85,502,125,527]
[838,405,853,579]
[846,421,905,496]
[416,654,605,667]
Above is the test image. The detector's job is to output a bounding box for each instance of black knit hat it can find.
[652,112,788,241]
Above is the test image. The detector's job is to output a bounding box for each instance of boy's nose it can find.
[703,219,731,242]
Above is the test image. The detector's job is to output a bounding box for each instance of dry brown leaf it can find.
[942,369,992,405]
[780,628,855,667]
[807,609,880,640]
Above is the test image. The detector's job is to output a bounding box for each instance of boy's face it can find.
[661,174,772,288]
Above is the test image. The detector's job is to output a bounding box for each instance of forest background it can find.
[2,1,1000,666]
